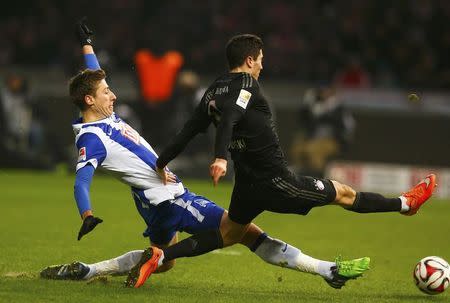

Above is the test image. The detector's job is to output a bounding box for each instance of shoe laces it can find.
[334,255,361,274]
[402,184,424,199]
[334,256,344,269]
[334,255,352,273]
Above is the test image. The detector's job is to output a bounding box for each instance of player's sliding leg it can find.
[40,250,144,280]
[125,229,226,288]
[249,233,341,279]
[124,212,327,288]
[125,221,370,288]
[84,250,145,279]
[243,225,336,280]
[124,233,371,289]
[41,233,178,281]
[243,227,370,288]
[334,174,436,215]
[125,210,248,287]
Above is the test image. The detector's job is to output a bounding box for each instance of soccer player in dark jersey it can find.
[126,34,437,288]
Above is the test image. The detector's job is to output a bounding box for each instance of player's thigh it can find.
[265,173,336,215]
[228,179,264,225]
[176,190,225,235]
[132,190,182,244]
[239,221,264,249]
[219,210,254,247]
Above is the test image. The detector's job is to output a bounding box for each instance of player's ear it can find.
[245,55,254,68]
[85,94,95,106]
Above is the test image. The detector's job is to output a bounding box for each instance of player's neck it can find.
[230,66,251,74]
[82,110,109,123]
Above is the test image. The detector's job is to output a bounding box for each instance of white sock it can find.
[84,250,144,279]
[157,250,165,267]
[253,236,335,279]
[399,196,410,213]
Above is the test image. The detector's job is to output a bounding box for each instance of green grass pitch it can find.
[0,170,449,302]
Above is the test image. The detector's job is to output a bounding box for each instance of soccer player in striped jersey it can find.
[127,34,437,288]
[40,20,371,289]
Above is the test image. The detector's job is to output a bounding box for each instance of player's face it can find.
[91,79,116,118]
[250,50,263,80]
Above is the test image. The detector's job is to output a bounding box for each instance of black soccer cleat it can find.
[324,266,349,289]
[40,261,90,280]
[323,256,370,289]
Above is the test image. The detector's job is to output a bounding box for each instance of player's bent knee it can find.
[331,180,356,207]
[221,228,244,247]
[154,259,175,273]
[219,211,248,247]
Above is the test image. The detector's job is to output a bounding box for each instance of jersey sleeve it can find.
[75,132,107,171]
[84,53,101,70]
[156,101,211,168]
[74,164,95,216]
[214,86,255,159]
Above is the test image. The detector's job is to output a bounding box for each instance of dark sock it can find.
[349,192,401,213]
[162,229,223,263]
[249,232,268,252]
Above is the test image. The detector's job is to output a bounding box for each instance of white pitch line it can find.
[211,250,242,256]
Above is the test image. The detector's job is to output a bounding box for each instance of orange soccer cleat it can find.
[124,247,163,288]
[401,174,437,216]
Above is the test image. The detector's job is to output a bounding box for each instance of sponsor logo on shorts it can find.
[314,179,325,191]
[78,147,86,161]
[193,199,209,207]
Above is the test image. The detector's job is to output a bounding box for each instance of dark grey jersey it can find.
[157,72,287,179]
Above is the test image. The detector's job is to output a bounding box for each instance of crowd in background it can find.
[1,0,450,90]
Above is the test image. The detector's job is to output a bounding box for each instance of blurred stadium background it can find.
[1,0,449,194]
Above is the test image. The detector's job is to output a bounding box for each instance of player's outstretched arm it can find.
[74,164,103,240]
[75,18,100,70]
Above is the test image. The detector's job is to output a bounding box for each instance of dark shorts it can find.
[228,170,336,224]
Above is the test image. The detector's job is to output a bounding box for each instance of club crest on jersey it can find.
[236,89,252,109]
[121,124,140,144]
[313,179,325,191]
[78,147,86,161]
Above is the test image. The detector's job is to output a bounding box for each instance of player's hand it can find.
[156,166,177,185]
[77,215,103,240]
[210,158,227,186]
[75,17,94,46]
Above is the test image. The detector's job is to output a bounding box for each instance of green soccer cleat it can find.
[40,261,90,280]
[324,256,370,289]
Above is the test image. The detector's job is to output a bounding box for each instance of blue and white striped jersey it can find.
[72,113,184,205]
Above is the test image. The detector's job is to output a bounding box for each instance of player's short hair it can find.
[69,69,106,110]
[226,34,263,70]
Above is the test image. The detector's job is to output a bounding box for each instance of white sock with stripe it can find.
[84,250,144,279]
[253,236,335,280]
